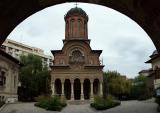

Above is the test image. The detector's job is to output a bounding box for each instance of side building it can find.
[1,39,53,68]
[0,49,22,103]
[146,50,160,89]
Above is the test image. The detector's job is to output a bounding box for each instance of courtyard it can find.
[0,99,158,113]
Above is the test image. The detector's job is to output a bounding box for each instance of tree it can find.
[130,74,152,100]
[103,71,132,100]
[18,54,51,101]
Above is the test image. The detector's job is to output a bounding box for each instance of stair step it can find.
[67,100,91,105]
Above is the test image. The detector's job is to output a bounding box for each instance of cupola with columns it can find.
[64,6,88,40]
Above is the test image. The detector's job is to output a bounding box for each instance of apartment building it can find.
[1,39,53,68]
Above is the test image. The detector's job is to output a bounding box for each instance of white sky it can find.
[7,3,155,78]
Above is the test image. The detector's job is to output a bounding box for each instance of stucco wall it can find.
[0,55,19,103]
[152,57,160,70]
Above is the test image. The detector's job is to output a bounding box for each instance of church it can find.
[50,6,104,100]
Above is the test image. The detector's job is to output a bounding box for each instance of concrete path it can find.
[0,99,158,113]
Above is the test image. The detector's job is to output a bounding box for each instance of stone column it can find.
[81,80,84,100]
[71,81,74,100]
[100,82,103,96]
[51,82,55,96]
[61,81,64,97]
[90,81,94,100]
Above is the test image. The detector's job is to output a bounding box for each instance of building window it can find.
[1,45,6,51]
[59,59,64,65]
[66,21,69,37]
[78,19,82,37]
[89,59,93,65]
[70,19,74,37]
[0,71,6,86]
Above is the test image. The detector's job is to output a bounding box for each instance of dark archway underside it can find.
[0,0,160,51]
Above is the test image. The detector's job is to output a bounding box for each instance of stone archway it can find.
[93,79,99,95]
[64,79,71,100]
[74,78,81,100]
[0,1,160,51]
[83,79,90,100]
[55,79,62,96]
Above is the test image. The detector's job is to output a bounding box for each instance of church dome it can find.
[65,7,88,20]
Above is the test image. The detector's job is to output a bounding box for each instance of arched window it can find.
[70,19,74,37]
[84,21,87,37]
[66,21,69,37]
[78,19,82,37]
[0,71,6,86]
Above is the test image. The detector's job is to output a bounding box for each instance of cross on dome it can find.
[75,2,78,7]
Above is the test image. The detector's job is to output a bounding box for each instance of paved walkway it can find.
[0,99,158,113]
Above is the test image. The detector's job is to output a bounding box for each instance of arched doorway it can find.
[55,79,62,96]
[83,79,90,99]
[74,78,81,100]
[64,79,71,100]
[93,79,99,95]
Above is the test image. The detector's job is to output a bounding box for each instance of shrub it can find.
[156,96,160,105]
[60,96,67,107]
[0,101,5,108]
[90,95,120,110]
[155,96,160,112]
[35,96,67,111]
[157,105,160,112]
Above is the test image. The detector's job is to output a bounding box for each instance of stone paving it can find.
[0,99,158,113]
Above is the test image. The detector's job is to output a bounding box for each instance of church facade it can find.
[51,7,104,100]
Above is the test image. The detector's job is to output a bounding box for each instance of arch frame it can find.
[0,1,160,52]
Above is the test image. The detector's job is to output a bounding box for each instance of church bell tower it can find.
[51,6,104,100]
[64,7,88,40]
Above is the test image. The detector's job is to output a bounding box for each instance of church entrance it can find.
[93,79,99,95]
[74,79,81,100]
[55,79,62,96]
[64,79,71,100]
[83,79,90,99]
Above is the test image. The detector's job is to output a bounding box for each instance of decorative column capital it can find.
[80,79,84,84]
[90,79,94,84]
[100,79,103,83]
[61,78,65,84]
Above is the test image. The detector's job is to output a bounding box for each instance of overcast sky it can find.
[7,3,155,78]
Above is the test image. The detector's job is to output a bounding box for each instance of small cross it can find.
[75,2,78,7]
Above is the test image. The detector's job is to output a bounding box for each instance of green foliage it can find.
[35,96,67,111]
[104,71,152,100]
[90,95,120,110]
[130,75,152,100]
[103,71,132,100]
[18,54,51,101]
